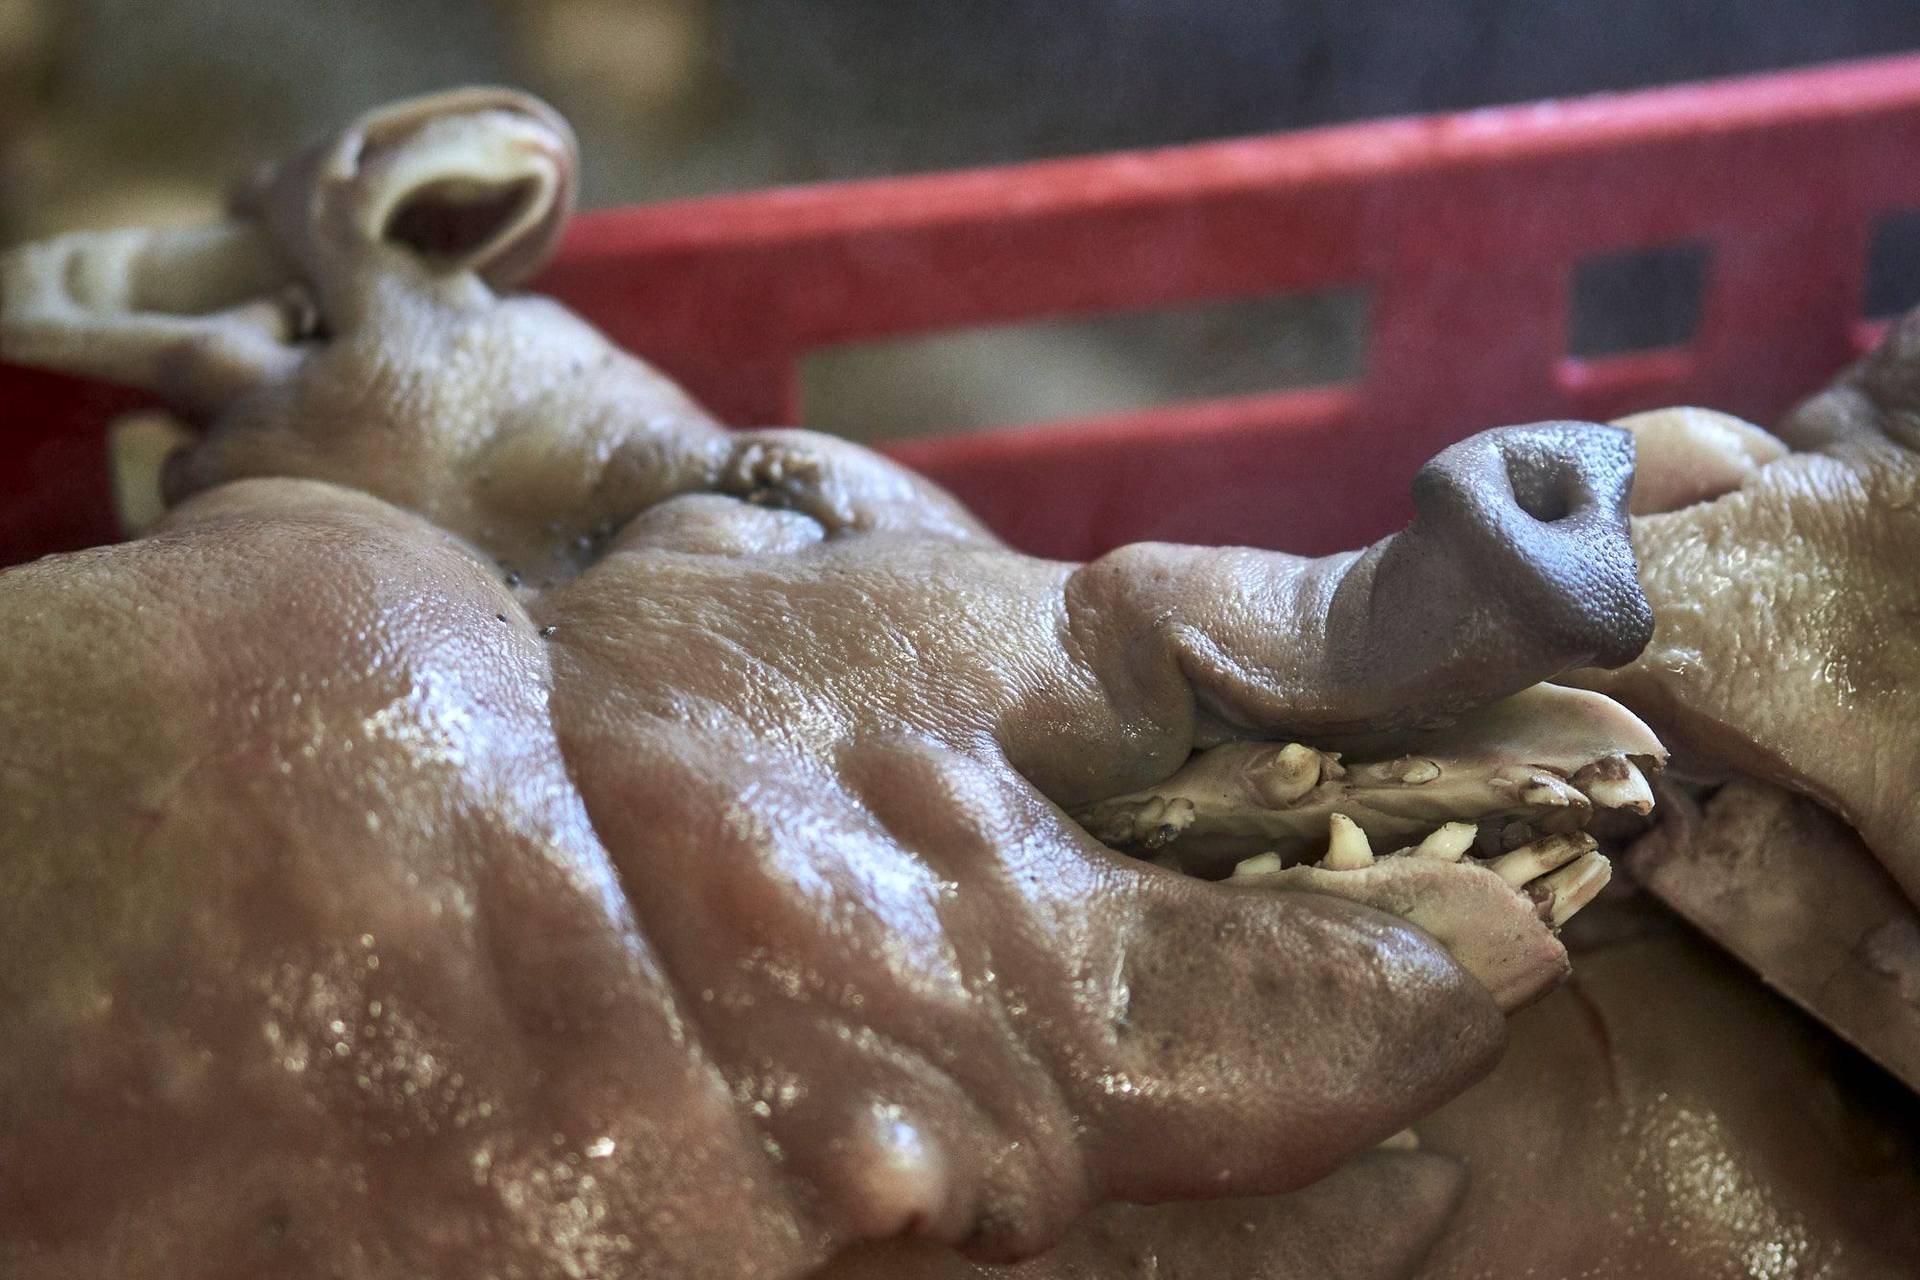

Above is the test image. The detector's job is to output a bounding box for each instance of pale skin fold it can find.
[1,91,1661,1278]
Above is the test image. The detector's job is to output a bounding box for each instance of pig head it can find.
[1,90,1661,1278]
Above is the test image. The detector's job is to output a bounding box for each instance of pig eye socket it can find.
[380,175,542,269]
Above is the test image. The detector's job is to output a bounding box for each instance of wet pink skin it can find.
[0,470,1560,1279]
[0,92,1658,1278]
[827,890,1920,1280]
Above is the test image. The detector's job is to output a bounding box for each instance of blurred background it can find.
[8,0,1920,441]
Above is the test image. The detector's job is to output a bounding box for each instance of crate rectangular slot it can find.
[10,52,1920,565]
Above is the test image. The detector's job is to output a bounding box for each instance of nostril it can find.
[1504,453,1578,524]
[1514,485,1570,523]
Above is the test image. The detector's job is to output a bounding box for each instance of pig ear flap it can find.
[287,88,579,290]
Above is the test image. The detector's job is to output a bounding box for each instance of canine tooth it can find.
[1250,743,1323,807]
[1376,1128,1420,1150]
[1542,850,1613,927]
[1230,851,1284,880]
[1413,822,1476,861]
[1322,813,1375,869]
[1575,755,1656,814]
[1484,832,1596,887]
[1519,773,1587,810]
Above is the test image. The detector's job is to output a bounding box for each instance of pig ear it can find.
[311,88,578,289]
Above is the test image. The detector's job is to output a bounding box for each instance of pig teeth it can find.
[1518,772,1589,811]
[1393,756,1441,784]
[1376,1128,1421,1150]
[1322,813,1375,869]
[1412,822,1476,861]
[1573,755,1655,814]
[1483,832,1596,887]
[1229,851,1284,880]
[1542,850,1613,927]
[1250,743,1324,807]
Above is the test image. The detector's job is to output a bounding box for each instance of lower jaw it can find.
[1625,773,1920,1094]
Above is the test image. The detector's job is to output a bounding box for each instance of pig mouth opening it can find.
[1076,683,1663,881]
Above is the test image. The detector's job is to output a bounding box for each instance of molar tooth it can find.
[1392,756,1440,785]
[1412,822,1476,861]
[1575,756,1656,814]
[1250,743,1323,807]
[1139,798,1196,850]
[1230,851,1284,880]
[1322,813,1375,869]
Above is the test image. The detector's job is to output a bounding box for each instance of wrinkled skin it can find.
[0,485,1511,1278]
[1,92,1662,1278]
[758,139,1920,1280]
[1568,332,1920,1092]
[1594,385,1920,903]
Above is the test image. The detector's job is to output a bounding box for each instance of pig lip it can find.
[1077,684,1665,877]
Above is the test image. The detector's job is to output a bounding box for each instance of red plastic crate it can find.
[8,52,1920,567]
